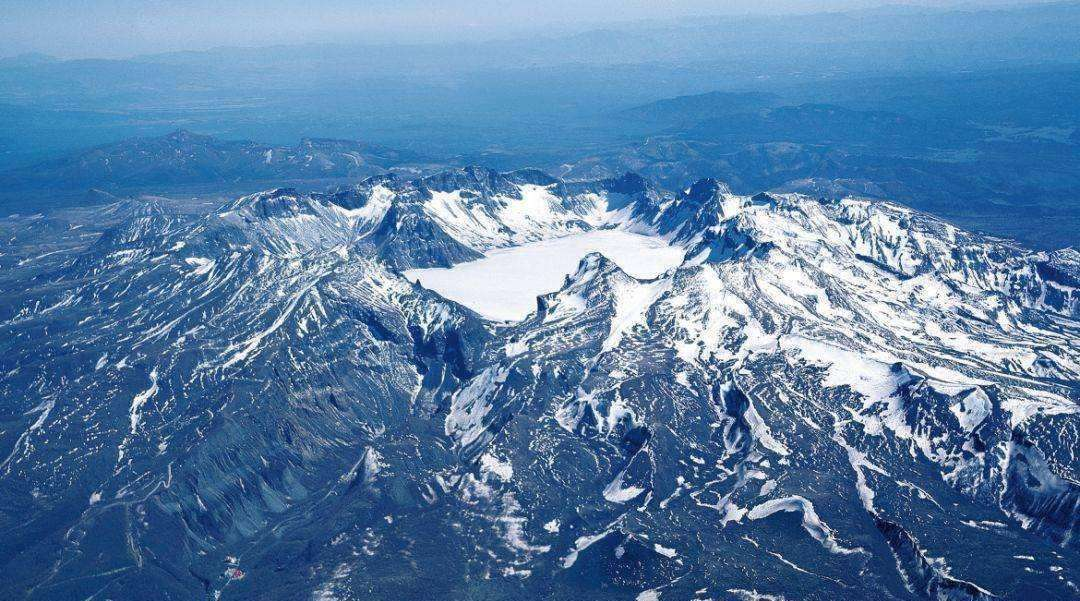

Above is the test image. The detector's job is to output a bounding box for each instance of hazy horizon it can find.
[1,0,1068,60]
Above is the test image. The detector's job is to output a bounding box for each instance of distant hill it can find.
[0,130,435,192]
[617,91,782,128]
[0,52,58,68]
[680,103,978,149]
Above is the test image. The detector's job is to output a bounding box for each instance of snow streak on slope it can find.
[404,230,683,321]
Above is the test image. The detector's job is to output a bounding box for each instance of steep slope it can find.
[0,168,1076,600]
[0,166,662,599]
[0,187,491,599]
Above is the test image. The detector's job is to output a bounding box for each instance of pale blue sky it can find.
[0,0,1060,59]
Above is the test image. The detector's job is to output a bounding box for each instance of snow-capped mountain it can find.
[0,167,1076,600]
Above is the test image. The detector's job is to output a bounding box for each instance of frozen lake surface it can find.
[404,230,684,321]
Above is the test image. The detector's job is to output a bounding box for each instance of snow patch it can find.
[604,277,672,352]
[603,467,646,503]
[747,495,862,555]
[480,452,514,481]
[653,543,677,558]
[129,369,159,434]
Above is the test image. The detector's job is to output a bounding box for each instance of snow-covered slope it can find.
[0,167,1076,600]
[447,189,1078,598]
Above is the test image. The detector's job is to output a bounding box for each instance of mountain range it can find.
[0,130,433,193]
[8,115,1080,255]
[557,95,1080,252]
[0,166,1077,600]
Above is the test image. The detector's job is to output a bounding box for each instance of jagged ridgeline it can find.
[0,167,1077,600]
